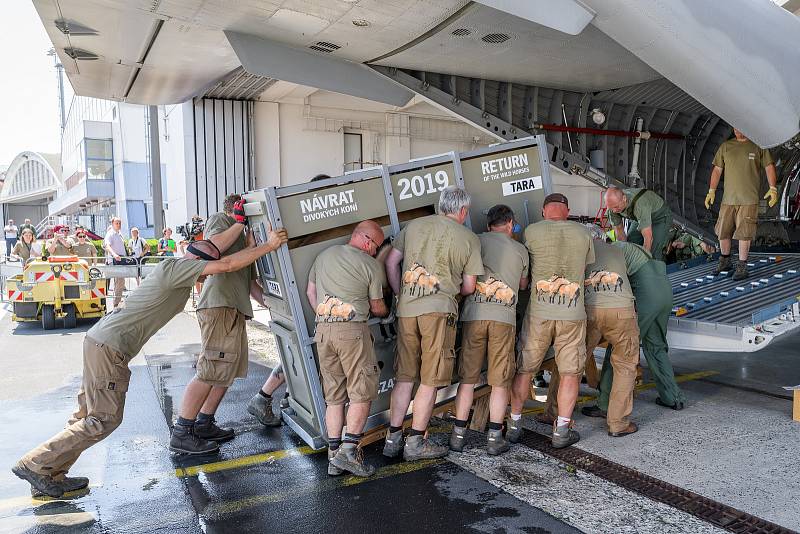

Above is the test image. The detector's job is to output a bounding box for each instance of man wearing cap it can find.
[47,225,75,256]
[383,186,484,461]
[169,194,273,452]
[605,186,672,261]
[705,128,778,280]
[538,225,640,437]
[307,220,388,477]
[451,204,528,456]
[508,192,594,449]
[13,204,288,498]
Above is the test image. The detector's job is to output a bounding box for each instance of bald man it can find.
[307,220,388,477]
[13,207,288,498]
[605,186,672,261]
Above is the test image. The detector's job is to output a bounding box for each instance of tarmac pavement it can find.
[1,304,798,533]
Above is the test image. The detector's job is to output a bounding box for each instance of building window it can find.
[85,138,114,180]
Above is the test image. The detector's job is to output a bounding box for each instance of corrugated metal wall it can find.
[191,98,254,217]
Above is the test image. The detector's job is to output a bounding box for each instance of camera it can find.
[177,215,205,241]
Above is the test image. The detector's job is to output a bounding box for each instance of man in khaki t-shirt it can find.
[508,193,594,450]
[46,226,75,256]
[307,221,388,478]
[706,128,777,280]
[15,219,287,498]
[452,205,528,457]
[383,186,483,462]
[541,231,640,437]
[172,194,268,450]
[605,187,672,261]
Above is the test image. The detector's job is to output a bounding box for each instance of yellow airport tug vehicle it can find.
[7,255,107,330]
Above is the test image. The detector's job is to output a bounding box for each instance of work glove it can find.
[704,188,716,210]
[233,198,248,225]
[764,187,778,208]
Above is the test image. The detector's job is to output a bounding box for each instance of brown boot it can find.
[732,260,749,281]
[608,422,639,437]
[712,255,733,275]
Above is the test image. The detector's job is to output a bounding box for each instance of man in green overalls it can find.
[582,241,686,416]
[665,230,716,264]
[605,187,673,261]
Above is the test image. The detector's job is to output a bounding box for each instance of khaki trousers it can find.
[113,277,125,307]
[543,307,639,432]
[21,337,131,478]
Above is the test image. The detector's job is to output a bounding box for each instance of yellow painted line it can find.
[174,445,322,478]
[521,370,719,415]
[206,458,443,517]
[0,486,97,514]
[2,368,721,512]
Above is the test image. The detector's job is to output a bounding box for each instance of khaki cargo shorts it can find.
[314,322,379,405]
[518,314,587,376]
[715,204,758,241]
[459,320,516,388]
[395,312,457,387]
[196,307,249,387]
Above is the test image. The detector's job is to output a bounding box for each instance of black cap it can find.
[543,193,569,207]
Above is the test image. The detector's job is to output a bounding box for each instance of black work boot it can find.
[247,393,281,427]
[732,260,749,281]
[506,418,524,443]
[12,461,63,498]
[486,429,510,456]
[581,405,607,418]
[712,255,733,275]
[169,424,220,455]
[382,428,405,458]
[449,425,467,452]
[194,415,235,443]
[32,476,90,498]
[330,443,375,477]
[533,372,548,388]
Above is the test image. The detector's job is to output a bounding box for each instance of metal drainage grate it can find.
[481,32,510,43]
[519,430,795,534]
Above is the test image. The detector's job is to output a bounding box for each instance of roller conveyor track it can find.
[670,254,800,327]
[685,276,800,325]
[669,256,787,293]
[672,258,800,305]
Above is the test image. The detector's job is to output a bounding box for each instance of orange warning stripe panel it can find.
[8,290,23,301]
